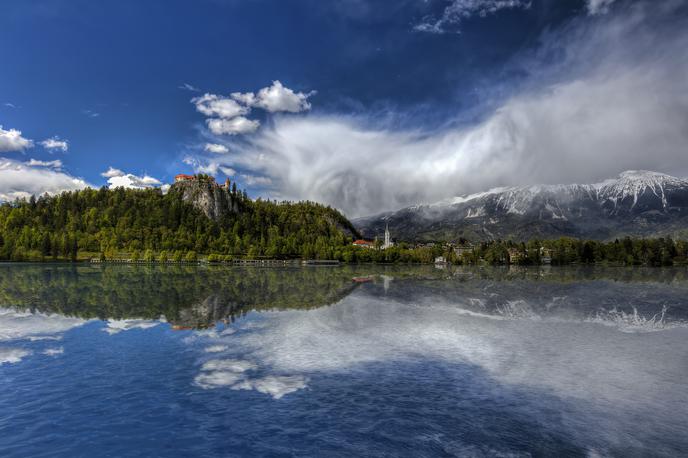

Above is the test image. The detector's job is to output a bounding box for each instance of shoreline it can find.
[0,258,685,268]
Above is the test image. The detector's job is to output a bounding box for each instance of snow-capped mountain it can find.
[354,171,688,241]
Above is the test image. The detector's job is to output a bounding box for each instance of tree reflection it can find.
[0,264,687,328]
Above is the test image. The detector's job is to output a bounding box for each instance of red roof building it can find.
[175,174,196,182]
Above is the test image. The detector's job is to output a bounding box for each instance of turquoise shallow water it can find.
[0,264,687,457]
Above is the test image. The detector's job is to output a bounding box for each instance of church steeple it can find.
[383,221,392,249]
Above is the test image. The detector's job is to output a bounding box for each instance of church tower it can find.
[383,222,392,249]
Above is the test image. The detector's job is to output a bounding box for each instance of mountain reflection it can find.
[0,264,687,329]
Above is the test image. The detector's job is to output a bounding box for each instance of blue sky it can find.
[1,0,687,216]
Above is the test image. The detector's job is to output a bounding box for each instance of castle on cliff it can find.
[175,174,232,190]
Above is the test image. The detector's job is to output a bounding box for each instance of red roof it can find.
[175,174,195,180]
[353,239,373,245]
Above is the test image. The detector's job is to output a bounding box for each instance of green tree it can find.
[185,250,197,262]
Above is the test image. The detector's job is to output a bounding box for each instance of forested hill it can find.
[0,180,360,261]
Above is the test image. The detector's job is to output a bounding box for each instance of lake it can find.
[0,264,687,457]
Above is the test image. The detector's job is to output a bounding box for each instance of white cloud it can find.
[194,369,245,389]
[4,102,17,109]
[0,308,88,342]
[256,80,314,113]
[101,166,125,178]
[220,167,236,177]
[415,0,532,33]
[238,375,309,399]
[230,91,256,106]
[183,156,224,176]
[207,116,260,135]
[42,347,64,356]
[205,3,688,217]
[103,319,162,335]
[241,174,272,187]
[82,110,100,118]
[191,82,314,142]
[587,0,616,15]
[106,175,162,189]
[204,345,229,353]
[204,143,230,154]
[0,126,33,152]
[0,157,90,202]
[0,307,88,365]
[101,167,163,190]
[219,289,688,432]
[201,359,257,372]
[192,356,308,399]
[179,82,200,92]
[26,159,63,169]
[234,80,314,113]
[40,137,69,152]
[192,93,249,119]
[0,347,31,365]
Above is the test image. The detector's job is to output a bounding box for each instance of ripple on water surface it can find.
[0,265,687,457]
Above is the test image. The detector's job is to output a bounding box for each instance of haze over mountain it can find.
[355,171,688,241]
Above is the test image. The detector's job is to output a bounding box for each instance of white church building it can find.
[382,222,394,250]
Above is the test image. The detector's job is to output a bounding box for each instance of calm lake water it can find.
[0,264,687,457]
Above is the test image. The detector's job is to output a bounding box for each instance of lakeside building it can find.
[508,248,524,263]
[454,244,475,257]
[352,239,375,249]
[352,223,394,250]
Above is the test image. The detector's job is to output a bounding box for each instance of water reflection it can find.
[1,263,687,328]
[0,264,364,328]
[1,264,687,456]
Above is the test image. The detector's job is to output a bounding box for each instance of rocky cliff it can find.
[170,179,239,220]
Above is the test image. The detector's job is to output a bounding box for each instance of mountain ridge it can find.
[355,171,688,242]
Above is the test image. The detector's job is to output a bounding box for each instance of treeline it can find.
[458,237,688,266]
[321,237,688,266]
[0,184,358,262]
[2,185,688,266]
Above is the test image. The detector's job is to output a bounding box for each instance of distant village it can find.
[352,222,553,265]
